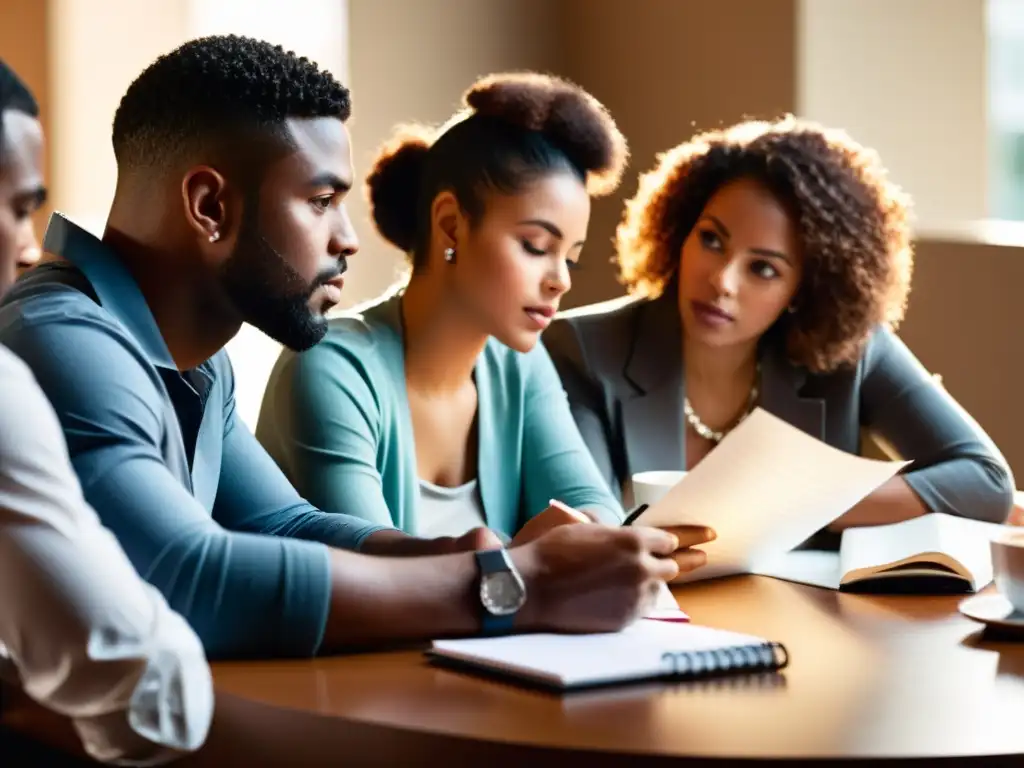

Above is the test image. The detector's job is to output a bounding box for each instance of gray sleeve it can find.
[859,326,1014,523]
[542,319,622,501]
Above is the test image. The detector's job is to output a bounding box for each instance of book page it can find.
[430,621,773,689]
[839,513,1002,588]
[632,408,908,582]
[750,550,842,590]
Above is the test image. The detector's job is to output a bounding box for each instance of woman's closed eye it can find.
[521,238,579,270]
[521,239,547,256]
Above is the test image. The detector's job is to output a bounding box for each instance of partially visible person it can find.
[256,72,651,546]
[545,116,1015,538]
[0,64,43,286]
[0,57,213,765]
[0,37,711,664]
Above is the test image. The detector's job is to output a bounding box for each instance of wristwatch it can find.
[475,548,527,635]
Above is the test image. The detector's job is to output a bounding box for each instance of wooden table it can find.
[5,576,1024,766]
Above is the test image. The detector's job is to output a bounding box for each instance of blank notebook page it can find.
[430,620,772,689]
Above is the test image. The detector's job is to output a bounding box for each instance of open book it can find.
[752,513,1004,593]
[428,619,788,691]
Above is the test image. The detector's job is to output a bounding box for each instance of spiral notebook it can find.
[428,620,789,691]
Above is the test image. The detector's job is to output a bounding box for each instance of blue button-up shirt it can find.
[0,214,386,658]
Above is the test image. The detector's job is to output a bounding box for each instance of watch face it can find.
[480,571,526,616]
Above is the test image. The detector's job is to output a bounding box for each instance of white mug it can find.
[991,531,1024,613]
[631,470,687,508]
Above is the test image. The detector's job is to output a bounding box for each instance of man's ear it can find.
[182,165,240,263]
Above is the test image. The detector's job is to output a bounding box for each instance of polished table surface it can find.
[6,575,1024,765]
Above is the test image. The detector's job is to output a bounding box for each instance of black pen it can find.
[621,504,649,526]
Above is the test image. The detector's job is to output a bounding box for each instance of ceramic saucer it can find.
[959,593,1024,631]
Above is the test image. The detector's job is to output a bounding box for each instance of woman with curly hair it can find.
[544,116,1014,534]
[255,71,716,564]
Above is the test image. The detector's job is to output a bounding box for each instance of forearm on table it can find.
[320,548,481,650]
[828,476,929,532]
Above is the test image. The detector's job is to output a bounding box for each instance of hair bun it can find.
[463,72,628,196]
[365,124,434,252]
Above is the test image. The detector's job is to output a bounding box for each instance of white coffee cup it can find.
[631,470,687,508]
[991,531,1024,613]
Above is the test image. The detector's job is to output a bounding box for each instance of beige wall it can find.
[49,0,189,234]
[798,0,988,233]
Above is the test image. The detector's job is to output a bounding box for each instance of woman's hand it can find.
[510,500,716,582]
[511,502,592,547]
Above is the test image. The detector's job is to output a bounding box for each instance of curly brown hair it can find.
[615,115,913,373]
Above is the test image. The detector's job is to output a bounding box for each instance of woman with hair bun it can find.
[544,116,1015,538]
[257,73,713,557]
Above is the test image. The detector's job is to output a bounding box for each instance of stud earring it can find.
[444,247,456,263]
[787,304,797,314]
[209,231,221,243]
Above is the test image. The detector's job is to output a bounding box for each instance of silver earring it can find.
[444,247,455,263]
[787,304,796,314]
[209,231,221,243]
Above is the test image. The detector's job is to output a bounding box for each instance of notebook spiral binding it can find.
[660,641,789,678]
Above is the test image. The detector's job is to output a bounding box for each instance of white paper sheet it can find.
[632,408,909,583]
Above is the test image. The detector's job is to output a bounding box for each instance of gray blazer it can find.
[543,293,1014,526]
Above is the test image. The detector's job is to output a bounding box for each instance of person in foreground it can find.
[0,36,712,662]
[0,58,213,765]
[544,116,1015,535]
[257,72,631,543]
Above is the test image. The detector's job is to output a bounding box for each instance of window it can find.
[988,0,1024,219]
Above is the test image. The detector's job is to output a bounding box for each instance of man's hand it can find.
[509,523,715,634]
[1009,503,1024,526]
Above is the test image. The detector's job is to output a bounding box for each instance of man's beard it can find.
[218,215,344,352]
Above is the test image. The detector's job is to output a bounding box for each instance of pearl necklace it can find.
[683,365,761,444]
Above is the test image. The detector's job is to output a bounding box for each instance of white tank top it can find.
[416,478,487,539]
